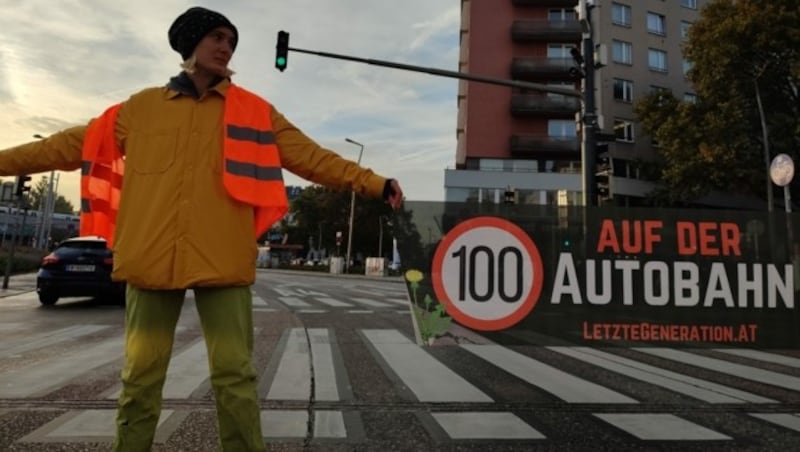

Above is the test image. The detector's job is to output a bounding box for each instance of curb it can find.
[257,268,406,284]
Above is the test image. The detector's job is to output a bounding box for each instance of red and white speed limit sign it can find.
[432,216,544,331]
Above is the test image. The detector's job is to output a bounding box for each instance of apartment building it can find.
[445,0,708,207]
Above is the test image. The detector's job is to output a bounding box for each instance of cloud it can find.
[0,0,460,209]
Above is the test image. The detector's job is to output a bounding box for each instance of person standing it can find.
[0,6,403,451]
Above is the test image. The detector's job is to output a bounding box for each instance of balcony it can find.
[512,19,581,42]
[510,93,580,117]
[511,57,578,81]
[510,135,580,159]
[512,0,578,7]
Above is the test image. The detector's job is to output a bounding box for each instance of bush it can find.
[0,248,47,275]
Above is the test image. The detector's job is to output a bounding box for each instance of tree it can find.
[28,175,76,214]
[634,0,800,205]
[275,185,417,265]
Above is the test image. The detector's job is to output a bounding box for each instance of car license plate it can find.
[66,264,96,272]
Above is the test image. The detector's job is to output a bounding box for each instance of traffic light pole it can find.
[285,46,582,99]
[580,1,598,207]
[2,198,22,289]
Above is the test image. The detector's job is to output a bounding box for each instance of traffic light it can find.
[275,31,289,72]
[15,175,31,198]
[503,187,518,205]
[595,143,612,203]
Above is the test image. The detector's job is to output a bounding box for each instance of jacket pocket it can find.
[128,128,179,174]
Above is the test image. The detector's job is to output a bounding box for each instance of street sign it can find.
[770,153,795,187]
[432,217,544,331]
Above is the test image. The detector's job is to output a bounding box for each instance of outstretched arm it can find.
[0,126,87,176]
[272,108,393,200]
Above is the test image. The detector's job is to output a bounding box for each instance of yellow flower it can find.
[405,269,424,283]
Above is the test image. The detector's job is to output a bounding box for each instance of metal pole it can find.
[580,0,597,207]
[45,172,57,243]
[378,216,383,258]
[785,185,794,261]
[344,138,364,273]
[288,47,581,99]
[2,198,22,289]
[754,79,772,211]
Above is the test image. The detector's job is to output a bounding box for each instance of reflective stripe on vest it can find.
[224,85,288,236]
[80,104,124,247]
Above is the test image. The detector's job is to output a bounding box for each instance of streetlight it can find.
[344,138,364,273]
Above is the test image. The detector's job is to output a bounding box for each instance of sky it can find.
[0,0,461,210]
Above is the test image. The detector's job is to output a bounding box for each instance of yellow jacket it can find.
[0,77,387,289]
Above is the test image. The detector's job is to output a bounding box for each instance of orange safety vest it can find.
[80,85,289,248]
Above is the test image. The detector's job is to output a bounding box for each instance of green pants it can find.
[112,285,266,452]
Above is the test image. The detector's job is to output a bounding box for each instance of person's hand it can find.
[383,179,404,210]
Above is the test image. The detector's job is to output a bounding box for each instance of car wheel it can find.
[38,292,58,306]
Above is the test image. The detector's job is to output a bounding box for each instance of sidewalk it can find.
[0,272,38,298]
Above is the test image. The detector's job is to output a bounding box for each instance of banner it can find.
[395,202,799,348]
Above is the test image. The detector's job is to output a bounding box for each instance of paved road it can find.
[1,270,800,451]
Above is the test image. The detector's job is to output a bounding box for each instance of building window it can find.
[684,92,698,103]
[547,43,573,59]
[548,8,575,21]
[681,0,697,10]
[680,21,692,40]
[512,160,538,172]
[479,159,504,172]
[648,49,668,72]
[611,3,631,27]
[548,120,577,138]
[647,12,666,36]
[613,78,634,103]
[614,119,634,142]
[612,40,633,65]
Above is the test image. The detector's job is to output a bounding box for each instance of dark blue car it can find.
[36,236,125,306]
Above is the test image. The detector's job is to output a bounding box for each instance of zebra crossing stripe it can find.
[0,325,110,358]
[635,348,800,392]
[260,410,347,438]
[432,412,545,439]
[385,298,410,305]
[278,296,310,307]
[308,329,340,401]
[105,328,263,400]
[714,349,800,369]
[0,336,125,398]
[161,340,212,398]
[19,409,178,443]
[549,346,775,404]
[594,413,731,440]
[462,345,637,404]
[252,295,269,307]
[315,297,353,307]
[362,329,492,403]
[266,328,342,401]
[351,298,392,308]
[267,329,310,400]
[749,413,800,432]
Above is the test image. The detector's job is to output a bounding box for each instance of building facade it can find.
[445,0,710,207]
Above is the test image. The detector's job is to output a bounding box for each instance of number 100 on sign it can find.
[432,217,544,331]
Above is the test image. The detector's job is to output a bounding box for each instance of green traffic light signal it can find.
[275,31,289,72]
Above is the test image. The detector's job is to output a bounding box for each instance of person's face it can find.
[194,26,236,77]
